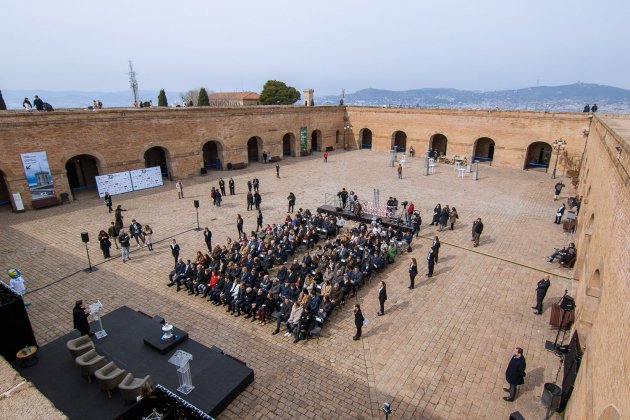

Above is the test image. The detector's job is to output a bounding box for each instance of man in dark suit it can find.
[247,192,254,211]
[377,281,387,316]
[532,275,551,315]
[73,300,92,336]
[219,178,226,196]
[555,203,566,224]
[254,192,262,210]
[427,247,436,277]
[503,347,526,401]
[229,178,235,195]
[170,239,180,263]
[272,297,293,335]
[203,227,212,252]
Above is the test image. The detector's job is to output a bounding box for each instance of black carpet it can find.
[13,306,254,419]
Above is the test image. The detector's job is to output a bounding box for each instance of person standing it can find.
[377,281,387,316]
[256,210,264,232]
[254,191,262,210]
[253,177,260,192]
[103,192,113,213]
[73,300,92,337]
[532,275,551,315]
[438,207,449,231]
[406,201,415,226]
[427,247,436,277]
[176,180,184,199]
[432,236,441,264]
[431,204,441,226]
[143,225,154,251]
[276,163,280,178]
[219,178,226,196]
[98,230,111,259]
[247,180,253,193]
[130,219,145,248]
[397,163,403,179]
[211,187,217,206]
[262,150,268,164]
[229,177,235,195]
[408,258,418,289]
[108,221,120,249]
[449,207,459,230]
[287,192,296,213]
[472,218,483,247]
[323,151,328,163]
[555,203,566,224]
[119,230,131,262]
[412,213,421,238]
[114,205,126,231]
[237,214,244,236]
[203,227,212,252]
[554,181,566,201]
[247,191,254,211]
[353,304,364,340]
[215,190,222,207]
[170,239,180,264]
[503,347,527,401]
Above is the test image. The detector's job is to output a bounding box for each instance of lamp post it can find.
[551,138,567,179]
[343,124,352,150]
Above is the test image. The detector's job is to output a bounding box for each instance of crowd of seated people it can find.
[166,208,415,343]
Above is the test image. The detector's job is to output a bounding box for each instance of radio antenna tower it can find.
[128,60,139,105]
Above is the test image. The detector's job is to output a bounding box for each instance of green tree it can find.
[259,80,300,105]
[0,90,6,110]
[198,88,210,106]
[157,89,168,107]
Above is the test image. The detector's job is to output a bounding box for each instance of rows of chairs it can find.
[66,335,152,401]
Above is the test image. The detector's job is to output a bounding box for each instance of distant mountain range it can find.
[2,83,629,113]
[320,83,630,113]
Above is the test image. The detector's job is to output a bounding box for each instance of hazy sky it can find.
[3,0,629,94]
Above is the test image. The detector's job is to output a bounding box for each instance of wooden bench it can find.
[229,162,247,170]
[31,196,61,209]
[269,156,282,163]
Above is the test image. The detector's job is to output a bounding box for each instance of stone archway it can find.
[283,133,295,156]
[392,131,407,152]
[65,154,100,191]
[144,146,170,178]
[360,128,373,149]
[473,137,495,162]
[430,134,448,156]
[0,170,10,206]
[202,140,223,170]
[311,130,321,152]
[247,136,262,163]
[524,141,552,170]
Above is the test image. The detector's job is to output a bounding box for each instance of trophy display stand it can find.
[168,350,194,395]
[88,300,107,339]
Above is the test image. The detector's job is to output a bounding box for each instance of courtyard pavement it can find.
[0,149,577,419]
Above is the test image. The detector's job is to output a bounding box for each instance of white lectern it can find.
[168,350,194,395]
[88,300,107,339]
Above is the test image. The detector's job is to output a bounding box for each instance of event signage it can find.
[129,166,163,191]
[20,151,55,200]
[95,171,133,197]
[300,127,308,152]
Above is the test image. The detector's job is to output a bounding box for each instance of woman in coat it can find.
[353,304,365,340]
[431,204,441,226]
[103,192,113,213]
[143,225,154,250]
[449,207,459,230]
[98,230,111,259]
[377,281,387,316]
[409,257,418,289]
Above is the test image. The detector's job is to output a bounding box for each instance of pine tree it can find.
[198,88,210,107]
[0,90,6,110]
[157,89,168,107]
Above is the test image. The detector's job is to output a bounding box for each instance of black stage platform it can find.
[14,306,254,419]
[317,204,413,232]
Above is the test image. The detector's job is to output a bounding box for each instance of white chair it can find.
[458,168,466,178]
[455,161,462,171]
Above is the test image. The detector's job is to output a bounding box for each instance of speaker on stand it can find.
[193,200,201,231]
[81,232,96,273]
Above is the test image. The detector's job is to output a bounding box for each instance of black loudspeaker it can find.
[81,232,90,243]
[509,412,525,420]
[194,200,200,208]
[561,295,576,311]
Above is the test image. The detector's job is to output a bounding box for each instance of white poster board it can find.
[12,193,25,212]
[130,166,163,191]
[95,171,133,197]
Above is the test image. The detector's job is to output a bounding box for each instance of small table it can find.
[16,346,38,367]
[458,168,467,178]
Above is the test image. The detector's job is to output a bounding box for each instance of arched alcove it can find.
[524,141,552,170]
[430,134,448,156]
[65,154,100,190]
[392,131,407,152]
[473,137,495,162]
[360,128,373,149]
[599,405,621,420]
[0,170,10,206]
[311,130,322,152]
[336,130,341,144]
[144,147,170,178]
[202,140,223,170]
[247,136,262,163]
[283,133,295,156]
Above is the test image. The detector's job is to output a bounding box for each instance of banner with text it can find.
[95,171,133,197]
[20,151,55,201]
[130,166,164,191]
[300,127,307,152]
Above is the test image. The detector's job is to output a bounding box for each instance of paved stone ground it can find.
[0,150,577,419]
